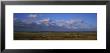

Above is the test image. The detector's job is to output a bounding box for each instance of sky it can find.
[14,13,97,32]
[14,13,97,25]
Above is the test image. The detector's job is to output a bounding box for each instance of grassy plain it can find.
[14,32,97,40]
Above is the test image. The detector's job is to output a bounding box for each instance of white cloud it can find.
[53,19,96,30]
[28,14,37,18]
[22,14,38,24]
[37,18,50,26]
[25,17,96,31]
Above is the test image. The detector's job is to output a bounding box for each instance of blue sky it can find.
[14,13,97,31]
[14,13,97,26]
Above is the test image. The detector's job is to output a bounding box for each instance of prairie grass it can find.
[14,32,97,40]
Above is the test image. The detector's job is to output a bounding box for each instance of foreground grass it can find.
[14,32,97,40]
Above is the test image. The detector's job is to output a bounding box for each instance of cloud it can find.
[52,19,96,31]
[52,19,82,28]
[22,14,38,24]
[34,18,95,30]
[16,16,96,31]
[28,14,37,18]
[36,18,50,26]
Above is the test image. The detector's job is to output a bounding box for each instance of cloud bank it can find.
[14,14,97,32]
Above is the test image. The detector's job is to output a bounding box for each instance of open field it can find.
[14,32,97,40]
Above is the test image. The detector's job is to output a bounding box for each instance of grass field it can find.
[14,32,97,40]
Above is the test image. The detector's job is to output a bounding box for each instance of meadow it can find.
[14,32,97,40]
